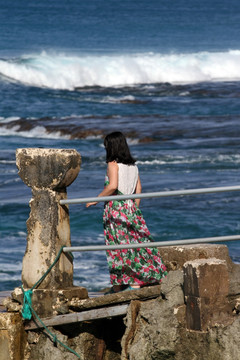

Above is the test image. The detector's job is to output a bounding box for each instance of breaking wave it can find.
[1,50,240,89]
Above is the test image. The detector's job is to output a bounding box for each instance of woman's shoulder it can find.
[108,160,118,166]
[107,161,119,171]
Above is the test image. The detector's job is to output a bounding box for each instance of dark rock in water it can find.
[69,128,104,139]
[139,136,155,143]
[6,118,35,131]
[119,99,149,104]
[0,115,173,143]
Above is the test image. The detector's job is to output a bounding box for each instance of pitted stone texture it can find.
[159,244,233,271]
[183,258,229,298]
[229,263,240,296]
[183,258,232,331]
[16,148,81,190]
[185,295,233,331]
[22,189,73,289]
[12,287,88,318]
[161,270,184,307]
[0,312,28,360]
[121,277,183,360]
[16,148,81,290]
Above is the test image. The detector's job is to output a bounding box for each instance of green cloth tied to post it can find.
[21,287,33,320]
[21,247,66,320]
[19,247,81,358]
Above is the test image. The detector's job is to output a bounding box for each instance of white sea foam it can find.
[17,231,27,237]
[101,95,136,103]
[125,137,140,145]
[0,178,20,187]
[0,160,16,164]
[0,124,70,140]
[137,154,240,166]
[1,50,240,90]
[0,116,21,123]
[0,261,22,272]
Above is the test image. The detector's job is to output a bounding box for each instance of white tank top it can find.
[117,163,139,194]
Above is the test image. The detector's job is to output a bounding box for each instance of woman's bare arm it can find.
[135,175,142,207]
[86,161,118,207]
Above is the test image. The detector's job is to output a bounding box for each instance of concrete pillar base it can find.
[183,258,232,331]
[0,312,27,360]
[12,286,88,318]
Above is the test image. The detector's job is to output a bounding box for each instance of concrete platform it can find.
[0,290,102,313]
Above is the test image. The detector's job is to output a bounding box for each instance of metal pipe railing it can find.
[60,184,240,253]
[60,185,240,205]
[62,234,240,253]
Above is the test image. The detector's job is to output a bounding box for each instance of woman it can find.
[86,131,167,293]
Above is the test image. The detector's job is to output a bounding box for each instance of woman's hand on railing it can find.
[86,202,98,208]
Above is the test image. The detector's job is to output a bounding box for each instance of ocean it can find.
[1,0,240,292]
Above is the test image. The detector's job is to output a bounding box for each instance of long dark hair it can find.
[104,132,136,164]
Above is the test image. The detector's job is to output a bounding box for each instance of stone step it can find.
[0,290,103,312]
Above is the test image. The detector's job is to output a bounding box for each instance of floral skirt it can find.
[103,198,168,286]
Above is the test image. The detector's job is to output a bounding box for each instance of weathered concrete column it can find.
[183,258,232,331]
[16,148,81,289]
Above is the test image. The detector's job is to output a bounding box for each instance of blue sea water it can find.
[1,0,240,291]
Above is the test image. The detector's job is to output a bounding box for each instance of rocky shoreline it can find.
[0,115,181,142]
